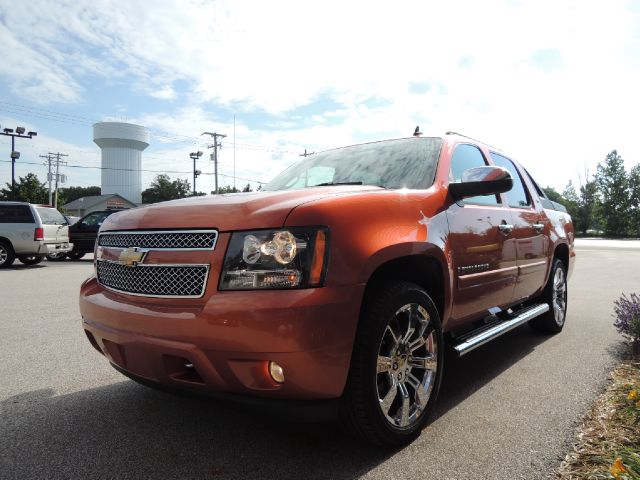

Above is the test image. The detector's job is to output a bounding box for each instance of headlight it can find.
[220,227,328,290]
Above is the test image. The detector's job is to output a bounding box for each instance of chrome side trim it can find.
[458,265,518,280]
[453,303,549,356]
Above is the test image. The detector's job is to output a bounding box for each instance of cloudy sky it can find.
[0,0,639,195]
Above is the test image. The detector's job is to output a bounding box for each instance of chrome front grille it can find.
[96,260,209,298]
[98,230,217,250]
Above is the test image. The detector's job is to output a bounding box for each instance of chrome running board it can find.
[453,303,549,356]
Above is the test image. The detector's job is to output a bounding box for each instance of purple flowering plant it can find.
[613,293,640,344]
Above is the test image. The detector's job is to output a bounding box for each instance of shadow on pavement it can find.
[1,325,552,479]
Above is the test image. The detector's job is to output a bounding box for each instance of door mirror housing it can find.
[449,166,513,200]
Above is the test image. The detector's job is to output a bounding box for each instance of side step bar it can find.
[453,303,550,357]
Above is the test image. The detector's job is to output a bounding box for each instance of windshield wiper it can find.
[313,181,363,187]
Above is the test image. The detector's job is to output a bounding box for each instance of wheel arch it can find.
[359,243,450,326]
[554,242,569,270]
[0,236,14,251]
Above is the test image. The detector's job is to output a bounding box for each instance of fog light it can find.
[269,361,285,383]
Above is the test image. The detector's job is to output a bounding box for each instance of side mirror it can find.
[449,166,513,200]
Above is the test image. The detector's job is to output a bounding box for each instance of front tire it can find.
[341,281,444,445]
[18,255,44,266]
[0,240,16,269]
[530,258,567,333]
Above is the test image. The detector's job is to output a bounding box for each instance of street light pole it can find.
[189,151,203,195]
[0,125,38,196]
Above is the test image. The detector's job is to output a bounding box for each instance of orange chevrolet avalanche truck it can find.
[80,132,575,445]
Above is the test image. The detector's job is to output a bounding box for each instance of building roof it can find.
[63,194,135,210]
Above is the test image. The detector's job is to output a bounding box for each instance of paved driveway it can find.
[1,243,636,479]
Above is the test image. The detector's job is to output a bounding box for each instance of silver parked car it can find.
[0,201,73,268]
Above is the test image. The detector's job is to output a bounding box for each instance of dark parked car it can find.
[48,210,122,260]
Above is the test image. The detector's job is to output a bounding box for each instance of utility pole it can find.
[39,153,55,205]
[0,125,37,196]
[300,148,314,157]
[202,132,226,194]
[44,152,68,208]
[189,151,203,195]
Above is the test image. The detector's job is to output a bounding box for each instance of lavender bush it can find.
[613,293,640,346]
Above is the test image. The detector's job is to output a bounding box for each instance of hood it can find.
[101,186,382,232]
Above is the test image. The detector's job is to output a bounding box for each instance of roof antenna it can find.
[413,125,422,137]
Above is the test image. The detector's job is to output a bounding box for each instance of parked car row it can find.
[0,202,123,268]
[0,202,72,268]
[47,210,120,261]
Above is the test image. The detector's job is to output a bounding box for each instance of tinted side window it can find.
[523,168,545,198]
[449,144,499,205]
[0,205,34,223]
[81,212,110,227]
[490,153,531,208]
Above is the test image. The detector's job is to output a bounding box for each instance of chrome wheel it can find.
[376,303,438,429]
[0,245,7,265]
[552,267,567,326]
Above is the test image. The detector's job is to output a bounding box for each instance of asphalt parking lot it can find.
[0,242,636,480]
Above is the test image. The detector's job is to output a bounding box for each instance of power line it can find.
[0,100,303,154]
[0,159,267,184]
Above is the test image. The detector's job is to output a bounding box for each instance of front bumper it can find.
[80,276,364,400]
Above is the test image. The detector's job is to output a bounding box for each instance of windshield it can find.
[263,137,443,191]
[36,207,67,225]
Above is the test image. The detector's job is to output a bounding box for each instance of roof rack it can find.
[445,131,500,150]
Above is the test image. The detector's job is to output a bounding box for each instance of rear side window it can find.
[80,212,111,227]
[0,205,34,223]
[36,207,67,225]
[449,144,499,205]
[489,153,531,208]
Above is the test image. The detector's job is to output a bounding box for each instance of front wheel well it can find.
[363,255,445,320]
[554,243,569,270]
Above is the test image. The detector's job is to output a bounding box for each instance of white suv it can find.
[0,202,73,268]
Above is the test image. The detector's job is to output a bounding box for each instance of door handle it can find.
[533,223,544,232]
[498,223,514,234]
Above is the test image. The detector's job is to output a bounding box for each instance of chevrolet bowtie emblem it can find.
[118,247,146,267]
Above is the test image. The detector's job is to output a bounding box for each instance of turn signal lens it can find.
[309,230,326,286]
[269,361,285,383]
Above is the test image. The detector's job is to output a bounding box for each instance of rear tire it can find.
[0,240,16,269]
[67,251,85,260]
[18,255,44,266]
[46,251,67,261]
[529,258,567,333]
[341,281,444,446]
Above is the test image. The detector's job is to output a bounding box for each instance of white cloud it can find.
[1,0,639,192]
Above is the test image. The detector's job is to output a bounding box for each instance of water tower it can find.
[93,122,150,204]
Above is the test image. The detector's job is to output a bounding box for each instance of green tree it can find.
[542,186,564,203]
[561,181,579,224]
[629,164,640,237]
[141,174,191,203]
[242,183,253,192]
[0,173,48,203]
[215,185,240,194]
[595,150,629,236]
[58,186,101,204]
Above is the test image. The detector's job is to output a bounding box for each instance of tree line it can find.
[0,173,255,210]
[543,150,640,237]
